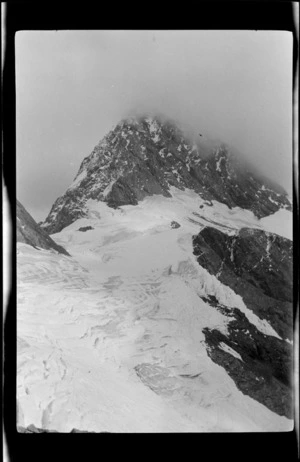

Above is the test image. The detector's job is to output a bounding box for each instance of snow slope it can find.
[260,208,293,240]
[17,189,293,432]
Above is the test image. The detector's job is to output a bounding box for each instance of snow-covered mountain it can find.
[41,115,291,234]
[17,115,293,432]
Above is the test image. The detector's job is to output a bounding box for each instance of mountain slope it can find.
[41,116,291,234]
[17,115,293,432]
[17,200,70,256]
[193,227,293,338]
[17,188,293,432]
[193,226,293,418]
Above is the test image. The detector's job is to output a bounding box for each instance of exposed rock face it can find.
[41,115,291,234]
[200,296,292,418]
[17,200,70,256]
[192,226,293,418]
[77,226,94,232]
[193,227,293,340]
[171,221,181,229]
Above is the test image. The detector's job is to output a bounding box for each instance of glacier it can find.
[17,188,293,432]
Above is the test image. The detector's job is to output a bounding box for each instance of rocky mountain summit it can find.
[41,115,291,234]
[17,200,70,256]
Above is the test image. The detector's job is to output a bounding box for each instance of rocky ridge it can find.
[41,115,291,234]
[192,226,293,418]
[17,200,70,256]
[193,227,293,339]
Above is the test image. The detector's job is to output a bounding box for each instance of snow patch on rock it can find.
[219,342,243,361]
[68,170,87,190]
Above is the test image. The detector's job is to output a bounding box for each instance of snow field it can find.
[17,188,293,432]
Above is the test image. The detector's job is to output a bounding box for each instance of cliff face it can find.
[41,116,291,234]
[193,226,293,418]
[17,200,70,256]
[193,227,293,339]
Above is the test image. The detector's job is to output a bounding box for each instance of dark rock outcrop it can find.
[192,226,293,418]
[193,227,293,340]
[200,297,293,418]
[77,226,94,232]
[171,221,181,229]
[17,200,70,256]
[41,115,291,234]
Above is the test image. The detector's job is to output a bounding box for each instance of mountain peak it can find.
[41,115,291,234]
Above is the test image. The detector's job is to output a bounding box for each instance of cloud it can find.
[16,30,293,219]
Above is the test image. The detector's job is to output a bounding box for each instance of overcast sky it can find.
[16,30,293,221]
